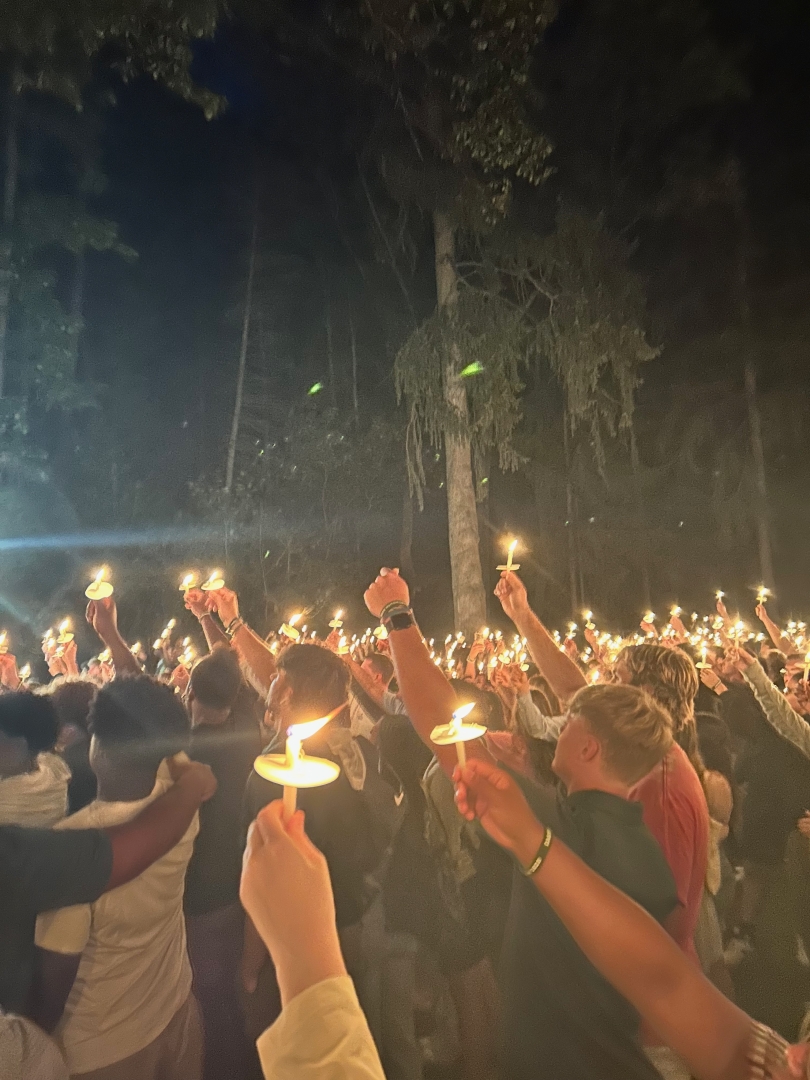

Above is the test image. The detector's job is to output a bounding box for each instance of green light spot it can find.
[308,382,324,396]
[460,361,484,377]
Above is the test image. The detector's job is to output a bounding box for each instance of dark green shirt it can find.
[502,783,678,1080]
[0,825,112,1013]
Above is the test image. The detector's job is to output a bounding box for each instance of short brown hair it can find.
[365,652,394,686]
[190,644,242,711]
[618,644,698,734]
[568,683,673,786]
[277,643,350,723]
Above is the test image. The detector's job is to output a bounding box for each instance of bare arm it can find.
[205,588,278,696]
[345,657,386,708]
[495,573,586,704]
[184,589,229,651]
[31,951,81,1032]
[363,569,491,778]
[86,597,141,677]
[104,759,216,890]
[755,604,793,654]
[455,759,752,1080]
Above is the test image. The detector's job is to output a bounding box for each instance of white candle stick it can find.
[254,710,342,821]
[497,538,521,573]
[57,618,74,644]
[0,631,8,655]
[430,702,487,766]
[86,567,114,601]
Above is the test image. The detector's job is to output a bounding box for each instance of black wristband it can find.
[520,827,554,877]
[380,601,411,623]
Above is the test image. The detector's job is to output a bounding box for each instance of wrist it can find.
[274,935,347,1007]
[512,816,546,868]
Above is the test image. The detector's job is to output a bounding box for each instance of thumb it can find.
[255,800,287,845]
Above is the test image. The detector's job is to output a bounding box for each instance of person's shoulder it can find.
[37,752,71,782]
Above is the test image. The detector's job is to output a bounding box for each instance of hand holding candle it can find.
[254,709,342,820]
[201,569,225,592]
[431,702,487,767]
[86,566,114,601]
[497,538,521,573]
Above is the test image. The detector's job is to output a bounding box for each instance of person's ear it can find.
[580,733,600,765]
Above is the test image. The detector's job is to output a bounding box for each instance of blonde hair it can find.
[568,683,673,786]
[617,644,703,781]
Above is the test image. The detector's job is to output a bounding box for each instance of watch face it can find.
[388,611,414,632]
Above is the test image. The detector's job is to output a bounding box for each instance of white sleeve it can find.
[515,692,566,743]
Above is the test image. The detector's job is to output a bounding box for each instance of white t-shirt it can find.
[0,753,69,827]
[35,767,198,1074]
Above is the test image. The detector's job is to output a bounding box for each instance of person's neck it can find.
[191,704,232,728]
[96,769,156,803]
[564,773,630,799]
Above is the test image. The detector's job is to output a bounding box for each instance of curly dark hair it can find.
[89,675,190,769]
[45,678,97,735]
[0,692,59,755]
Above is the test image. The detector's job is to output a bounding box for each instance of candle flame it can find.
[131,642,142,654]
[19,664,30,680]
[508,539,518,556]
[288,705,344,745]
[59,618,71,633]
[452,702,476,722]
[180,573,196,589]
[334,609,343,621]
[716,590,724,600]
[643,611,656,624]
[671,606,682,617]
[94,566,108,584]
[289,613,303,627]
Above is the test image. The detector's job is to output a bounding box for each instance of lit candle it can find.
[716,590,725,601]
[329,609,344,629]
[430,702,487,767]
[279,613,303,640]
[19,663,31,682]
[643,611,656,625]
[696,644,709,669]
[756,586,770,606]
[86,566,114,601]
[671,606,682,618]
[57,618,74,644]
[201,570,225,592]
[583,610,596,630]
[804,652,810,683]
[179,572,198,592]
[98,648,112,664]
[497,538,521,573]
[0,631,8,655]
[253,710,342,820]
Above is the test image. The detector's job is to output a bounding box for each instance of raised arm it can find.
[455,759,752,1080]
[363,568,489,778]
[494,572,586,704]
[86,596,141,676]
[736,652,810,762]
[184,588,229,651]
[206,588,277,697]
[755,603,793,654]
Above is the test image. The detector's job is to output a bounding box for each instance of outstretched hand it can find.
[86,596,119,644]
[494,571,530,624]
[240,800,346,1005]
[454,758,544,866]
[206,587,239,627]
[183,588,209,619]
[364,567,409,618]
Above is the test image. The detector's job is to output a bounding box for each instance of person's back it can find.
[503,783,676,1079]
[631,741,708,957]
[500,683,678,1080]
[38,766,198,1074]
[34,676,202,1080]
[0,692,69,827]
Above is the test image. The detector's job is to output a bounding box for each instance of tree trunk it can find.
[224,209,258,493]
[400,486,415,581]
[0,85,20,399]
[324,268,336,409]
[562,415,580,617]
[732,174,775,591]
[744,359,775,590]
[349,308,359,424]
[433,209,486,636]
[629,427,652,611]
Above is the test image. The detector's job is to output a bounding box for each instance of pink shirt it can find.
[631,743,709,960]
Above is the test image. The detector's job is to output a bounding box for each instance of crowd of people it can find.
[3,564,810,1080]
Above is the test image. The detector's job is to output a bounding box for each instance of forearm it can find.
[104,780,201,889]
[198,612,229,651]
[512,609,586,704]
[387,625,484,776]
[101,628,141,676]
[743,661,810,760]
[231,624,277,696]
[534,841,751,1080]
[762,615,792,654]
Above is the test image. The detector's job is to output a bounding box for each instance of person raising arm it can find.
[184,587,229,651]
[85,596,141,677]
[453,758,781,1080]
[494,572,587,705]
[205,588,278,697]
[363,567,488,778]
